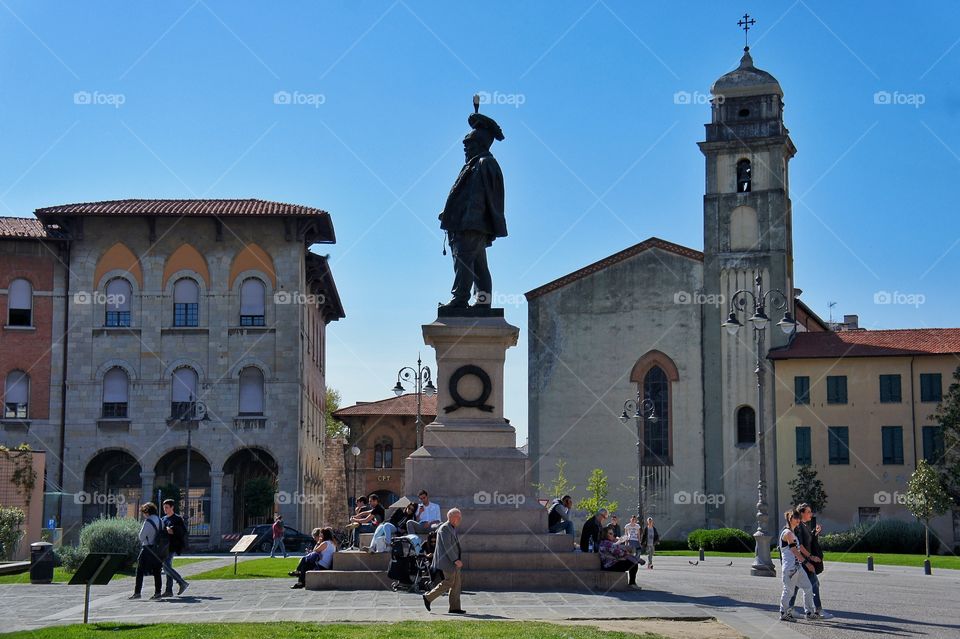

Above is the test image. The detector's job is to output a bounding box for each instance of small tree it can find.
[155,483,182,510]
[933,365,960,505]
[535,458,575,498]
[905,460,952,558]
[576,468,618,515]
[787,465,828,513]
[243,477,277,522]
[0,507,26,560]
[325,387,349,439]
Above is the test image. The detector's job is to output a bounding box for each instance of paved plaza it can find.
[2,555,958,638]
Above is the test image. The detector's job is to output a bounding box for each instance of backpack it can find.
[147,517,171,561]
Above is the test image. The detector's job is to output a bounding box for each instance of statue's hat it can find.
[468,112,504,142]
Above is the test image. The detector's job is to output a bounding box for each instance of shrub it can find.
[819,519,939,554]
[687,527,755,552]
[0,506,26,560]
[61,517,143,572]
[657,539,688,551]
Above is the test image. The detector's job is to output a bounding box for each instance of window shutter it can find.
[172,368,198,402]
[8,279,31,309]
[103,368,128,403]
[4,371,28,403]
[239,367,264,413]
[106,279,132,311]
[173,279,199,303]
[240,279,265,316]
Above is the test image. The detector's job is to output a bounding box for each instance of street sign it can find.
[229,534,260,574]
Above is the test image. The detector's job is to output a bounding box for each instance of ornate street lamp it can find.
[619,392,657,523]
[722,273,797,577]
[392,355,437,449]
[350,445,361,508]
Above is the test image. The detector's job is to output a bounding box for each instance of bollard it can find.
[866,555,874,571]
[699,546,705,562]
[923,559,932,575]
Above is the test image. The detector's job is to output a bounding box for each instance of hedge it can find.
[687,528,755,552]
[819,519,940,555]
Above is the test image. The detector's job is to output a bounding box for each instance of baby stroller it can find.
[388,534,433,593]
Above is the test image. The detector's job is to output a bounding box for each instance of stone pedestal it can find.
[404,314,536,508]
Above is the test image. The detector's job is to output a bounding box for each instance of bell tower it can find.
[699,44,796,528]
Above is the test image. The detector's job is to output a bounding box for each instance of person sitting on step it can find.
[406,490,442,536]
[368,502,417,552]
[289,527,337,589]
[599,525,642,587]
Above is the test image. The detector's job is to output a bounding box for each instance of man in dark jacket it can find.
[548,495,574,537]
[579,509,608,552]
[438,108,507,310]
[160,499,189,597]
[788,503,833,619]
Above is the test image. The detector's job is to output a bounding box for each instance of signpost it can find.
[229,534,260,575]
[67,553,127,624]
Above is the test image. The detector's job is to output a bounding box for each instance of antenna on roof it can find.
[828,301,837,328]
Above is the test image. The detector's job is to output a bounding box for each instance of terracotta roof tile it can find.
[35,198,330,218]
[769,328,960,360]
[0,216,57,239]
[525,237,703,300]
[334,394,439,418]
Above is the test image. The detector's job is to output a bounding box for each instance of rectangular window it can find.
[794,376,810,405]
[102,402,128,418]
[105,311,131,327]
[826,376,848,404]
[879,375,902,403]
[240,315,265,327]
[795,426,811,466]
[174,303,198,327]
[920,373,942,403]
[881,426,904,465]
[922,426,945,464]
[828,426,849,465]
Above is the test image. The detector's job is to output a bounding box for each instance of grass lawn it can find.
[0,558,209,585]
[1,621,662,638]
[658,549,960,569]
[189,557,300,580]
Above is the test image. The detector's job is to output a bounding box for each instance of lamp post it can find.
[619,393,657,522]
[350,445,361,508]
[392,355,437,449]
[722,273,797,577]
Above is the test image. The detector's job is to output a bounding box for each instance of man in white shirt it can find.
[406,490,442,535]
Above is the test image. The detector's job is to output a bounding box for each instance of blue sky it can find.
[2,1,959,443]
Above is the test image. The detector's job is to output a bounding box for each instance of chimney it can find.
[843,314,859,330]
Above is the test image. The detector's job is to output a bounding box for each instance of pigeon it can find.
[688,560,699,566]
[726,561,734,566]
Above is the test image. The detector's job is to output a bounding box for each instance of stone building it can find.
[335,394,438,507]
[526,47,826,538]
[770,327,960,545]
[10,199,345,546]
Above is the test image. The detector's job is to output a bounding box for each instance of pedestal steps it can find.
[332,549,599,572]
[357,531,573,553]
[305,568,627,592]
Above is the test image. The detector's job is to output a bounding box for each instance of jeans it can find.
[780,564,815,614]
[270,537,287,558]
[353,523,376,547]
[549,520,574,536]
[407,520,437,536]
[646,542,655,566]
[789,568,821,610]
[162,554,187,594]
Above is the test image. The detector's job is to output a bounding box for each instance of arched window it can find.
[736,405,757,445]
[171,367,198,419]
[239,367,264,415]
[736,158,752,193]
[642,367,671,465]
[3,370,29,418]
[373,439,394,469]
[102,368,129,418]
[7,279,32,326]
[239,278,266,326]
[105,278,132,327]
[173,278,199,327]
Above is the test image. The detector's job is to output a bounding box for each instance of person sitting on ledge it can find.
[289,527,337,589]
[368,502,417,552]
[579,508,608,552]
[348,494,384,549]
[599,525,642,587]
[407,490,442,536]
[343,497,368,540]
[547,495,575,538]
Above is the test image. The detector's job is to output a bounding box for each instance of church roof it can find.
[334,393,439,419]
[711,48,783,98]
[525,237,703,300]
[769,328,960,360]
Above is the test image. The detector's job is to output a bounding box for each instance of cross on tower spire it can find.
[737,13,756,50]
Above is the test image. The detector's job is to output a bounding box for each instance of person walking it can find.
[788,503,832,619]
[270,514,287,558]
[778,509,816,622]
[129,502,163,600]
[422,508,465,614]
[160,499,190,597]
[640,517,660,569]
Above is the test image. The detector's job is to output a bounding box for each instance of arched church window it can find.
[737,158,752,193]
[736,405,757,445]
[642,366,671,465]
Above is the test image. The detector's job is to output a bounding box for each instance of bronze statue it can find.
[438,97,506,311]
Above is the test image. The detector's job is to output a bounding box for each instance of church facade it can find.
[527,48,824,538]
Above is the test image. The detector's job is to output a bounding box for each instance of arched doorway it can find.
[372,489,399,508]
[82,450,142,522]
[223,447,278,531]
[154,449,211,537]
